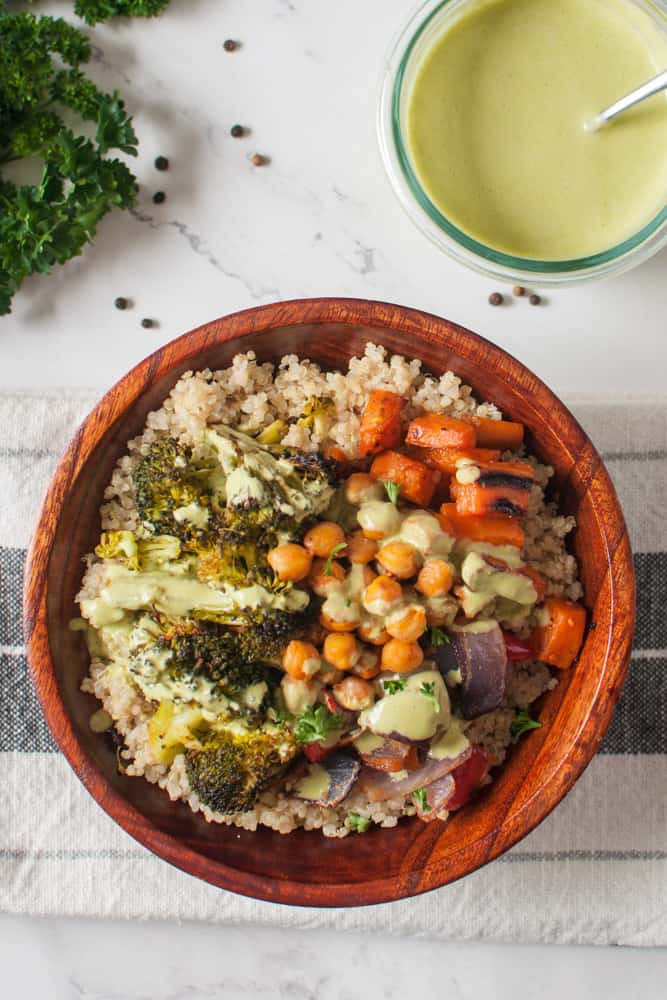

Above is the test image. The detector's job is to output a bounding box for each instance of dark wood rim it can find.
[23,297,635,907]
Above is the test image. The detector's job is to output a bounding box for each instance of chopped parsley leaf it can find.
[323,542,347,576]
[346,813,371,833]
[430,626,450,646]
[412,787,431,812]
[419,680,439,710]
[383,480,402,505]
[384,678,407,695]
[511,708,543,738]
[294,704,342,744]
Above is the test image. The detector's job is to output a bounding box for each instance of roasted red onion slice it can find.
[294,752,360,807]
[356,746,472,803]
[436,622,509,719]
[412,773,456,821]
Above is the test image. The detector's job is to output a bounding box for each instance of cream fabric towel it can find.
[1,391,665,944]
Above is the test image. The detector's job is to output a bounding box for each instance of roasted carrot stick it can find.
[359,390,404,457]
[406,413,477,450]
[439,502,525,548]
[370,450,438,507]
[531,597,587,669]
[451,482,531,518]
[472,417,524,450]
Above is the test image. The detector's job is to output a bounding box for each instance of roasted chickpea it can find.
[357,500,401,540]
[303,521,346,559]
[346,530,378,564]
[362,575,403,616]
[281,674,320,715]
[320,608,360,633]
[386,604,428,642]
[333,676,375,711]
[345,472,383,505]
[424,593,458,627]
[376,540,420,580]
[282,640,321,680]
[318,662,344,685]
[381,638,424,673]
[267,543,312,582]
[323,632,360,672]
[308,557,345,597]
[358,618,391,646]
[351,649,381,680]
[416,559,455,597]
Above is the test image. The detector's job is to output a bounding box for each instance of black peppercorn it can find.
[223,39,238,51]
[230,124,244,138]
[141,318,154,329]
[513,285,526,297]
[529,293,542,306]
[114,297,128,310]
[152,191,166,204]
[488,292,503,306]
[154,156,169,171]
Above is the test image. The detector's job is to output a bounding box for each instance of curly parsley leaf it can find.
[294,704,343,745]
[346,813,371,834]
[73,0,171,26]
[430,626,450,646]
[0,10,139,314]
[412,787,431,812]
[511,708,543,738]
[323,542,347,576]
[419,680,439,710]
[383,480,402,506]
[383,678,407,695]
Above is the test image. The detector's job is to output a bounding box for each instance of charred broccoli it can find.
[133,438,211,541]
[185,724,296,813]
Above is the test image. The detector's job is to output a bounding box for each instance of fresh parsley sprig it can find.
[383,678,407,695]
[383,480,402,506]
[511,708,543,738]
[419,680,439,710]
[346,813,371,833]
[293,703,342,745]
[412,787,431,812]
[323,542,347,576]
[430,626,450,647]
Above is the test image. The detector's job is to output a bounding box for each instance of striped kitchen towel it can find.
[1,390,665,944]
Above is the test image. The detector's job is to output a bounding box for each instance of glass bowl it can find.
[377,0,667,285]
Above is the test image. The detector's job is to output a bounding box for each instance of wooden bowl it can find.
[24,298,635,906]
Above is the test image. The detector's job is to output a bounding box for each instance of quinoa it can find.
[78,343,581,837]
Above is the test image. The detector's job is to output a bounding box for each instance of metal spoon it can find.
[586,69,667,132]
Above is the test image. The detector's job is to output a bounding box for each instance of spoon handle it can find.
[593,69,667,129]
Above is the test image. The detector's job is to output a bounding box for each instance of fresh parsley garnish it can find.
[0,9,143,315]
[294,704,342,744]
[412,787,431,812]
[419,681,439,710]
[430,626,451,646]
[383,480,402,505]
[346,813,371,834]
[511,708,543,738]
[384,678,407,695]
[345,597,351,608]
[323,542,347,576]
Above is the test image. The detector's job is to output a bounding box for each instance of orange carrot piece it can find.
[370,450,438,507]
[472,417,524,450]
[406,413,477,450]
[451,482,530,518]
[475,459,534,483]
[424,447,501,474]
[359,390,404,458]
[532,597,587,669]
[439,502,525,548]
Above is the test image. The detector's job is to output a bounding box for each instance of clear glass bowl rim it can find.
[377,0,667,285]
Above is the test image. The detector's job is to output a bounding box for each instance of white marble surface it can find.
[3,0,667,993]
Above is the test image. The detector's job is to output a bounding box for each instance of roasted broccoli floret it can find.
[95,530,139,569]
[296,395,335,437]
[278,448,340,488]
[154,611,305,720]
[185,724,296,813]
[133,438,211,541]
